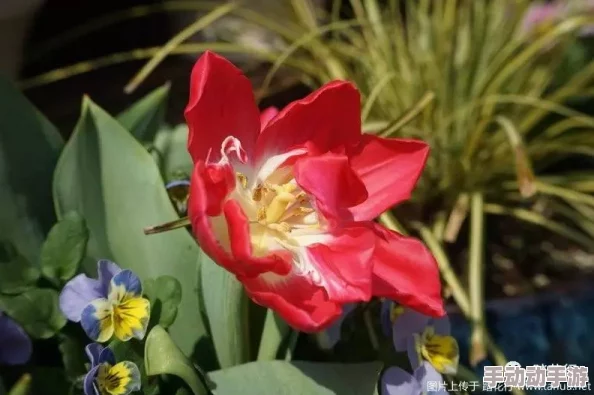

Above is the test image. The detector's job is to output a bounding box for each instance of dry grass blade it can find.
[124,2,238,93]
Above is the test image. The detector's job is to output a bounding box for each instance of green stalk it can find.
[468,193,486,367]
[257,309,292,361]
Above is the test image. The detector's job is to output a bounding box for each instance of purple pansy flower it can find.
[392,309,459,376]
[0,311,32,365]
[59,260,150,343]
[381,363,448,395]
[83,343,141,395]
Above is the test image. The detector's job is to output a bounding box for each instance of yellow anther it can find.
[296,207,314,216]
[252,184,264,201]
[236,172,248,189]
[257,207,267,222]
[268,222,291,233]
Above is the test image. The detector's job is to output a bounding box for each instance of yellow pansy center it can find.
[416,326,459,375]
[96,363,132,395]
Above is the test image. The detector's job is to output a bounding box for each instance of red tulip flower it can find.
[186,52,444,332]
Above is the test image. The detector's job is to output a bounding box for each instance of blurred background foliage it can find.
[2,0,594,394]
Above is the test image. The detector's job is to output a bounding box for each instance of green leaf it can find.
[0,242,39,295]
[144,275,182,328]
[40,211,88,283]
[201,253,250,368]
[257,309,292,361]
[0,288,66,339]
[145,326,208,395]
[0,76,63,266]
[53,97,207,357]
[208,361,382,395]
[7,374,32,395]
[58,333,88,380]
[117,84,170,142]
[153,124,193,181]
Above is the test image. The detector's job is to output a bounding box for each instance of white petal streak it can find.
[255,148,307,186]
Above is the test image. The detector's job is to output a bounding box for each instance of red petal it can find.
[259,107,279,131]
[304,226,376,303]
[188,161,237,272]
[242,272,342,332]
[293,152,367,226]
[348,135,430,221]
[185,51,260,164]
[369,223,444,317]
[255,81,361,162]
[223,199,293,277]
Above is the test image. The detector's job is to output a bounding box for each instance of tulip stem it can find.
[143,217,191,235]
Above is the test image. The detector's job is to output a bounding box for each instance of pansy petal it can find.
[97,361,141,395]
[85,343,104,367]
[83,365,101,395]
[113,296,151,341]
[414,362,446,395]
[109,270,143,302]
[85,343,116,367]
[0,314,32,365]
[422,334,459,374]
[392,309,431,351]
[407,336,421,370]
[97,260,122,296]
[432,316,451,336]
[99,346,116,366]
[81,298,114,343]
[256,81,361,163]
[59,274,104,322]
[381,366,422,395]
[369,223,444,317]
[185,51,260,164]
[349,135,430,221]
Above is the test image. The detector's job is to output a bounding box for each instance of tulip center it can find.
[234,164,322,256]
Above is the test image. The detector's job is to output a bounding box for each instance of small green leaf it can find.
[145,326,208,395]
[144,275,182,328]
[201,254,250,369]
[7,374,32,395]
[58,333,88,380]
[0,288,66,339]
[118,84,170,142]
[208,361,383,395]
[40,211,88,283]
[0,242,39,295]
[0,76,63,266]
[153,124,193,181]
